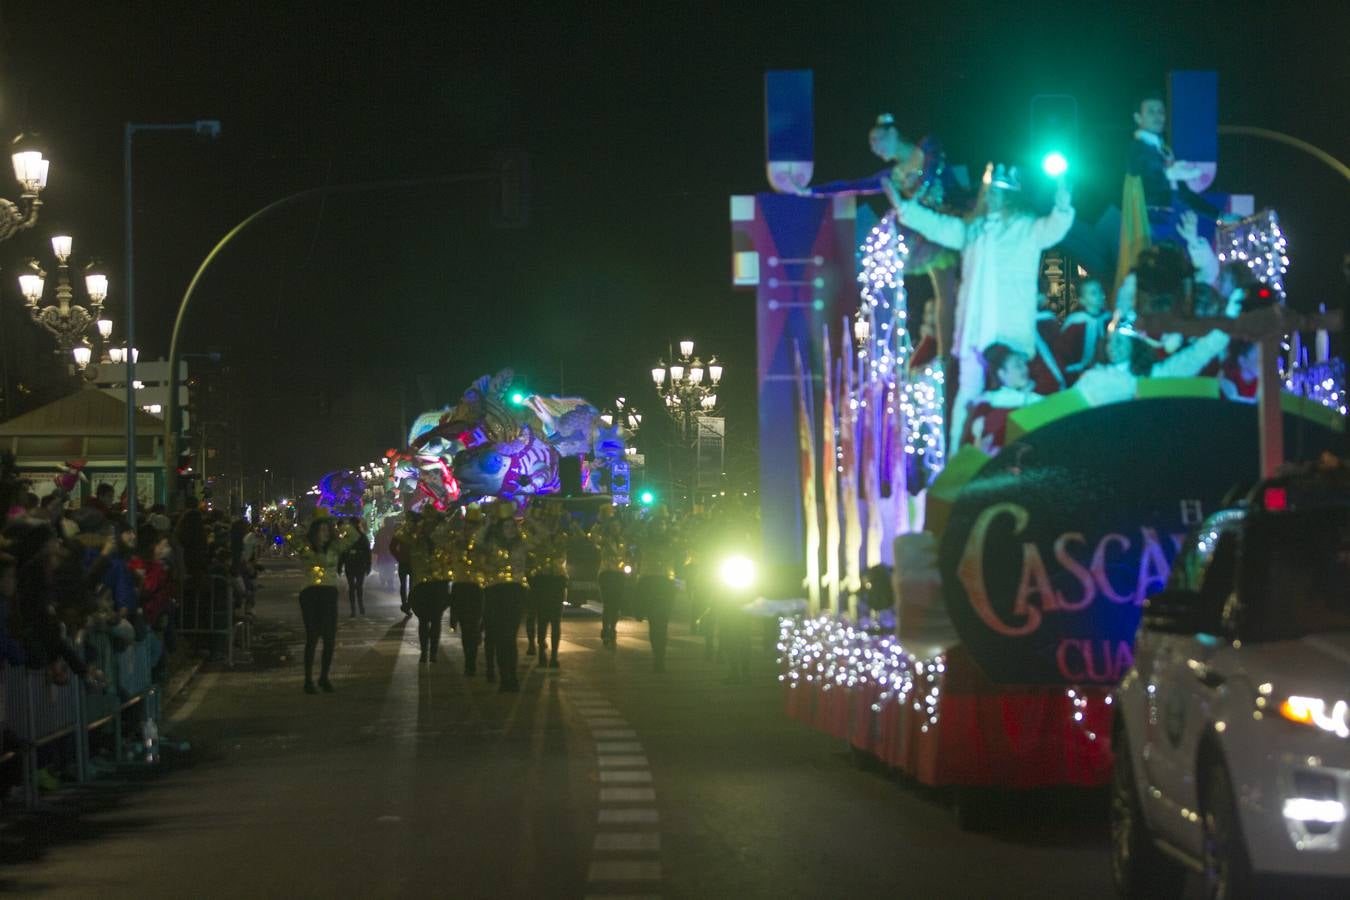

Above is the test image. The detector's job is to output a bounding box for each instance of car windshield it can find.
[1241,507,1350,641]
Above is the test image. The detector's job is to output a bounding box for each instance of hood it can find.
[1237,632,1350,696]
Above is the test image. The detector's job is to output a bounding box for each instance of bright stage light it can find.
[1041,152,1068,177]
[719,554,757,590]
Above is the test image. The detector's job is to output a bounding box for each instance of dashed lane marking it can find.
[598,808,659,825]
[594,833,661,852]
[596,755,649,768]
[598,770,652,784]
[595,742,644,754]
[587,861,663,881]
[598,787,656,803]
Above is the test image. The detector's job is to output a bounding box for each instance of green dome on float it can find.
[926,377,1344,686]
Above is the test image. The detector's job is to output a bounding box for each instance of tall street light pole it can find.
[124,120,221,523]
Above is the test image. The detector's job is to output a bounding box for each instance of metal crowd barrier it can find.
[176,574,251,667]
[1,631,163,810]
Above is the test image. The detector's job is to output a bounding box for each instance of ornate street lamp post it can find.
[650,339,724,506]
[651,338,722,439]
[18,234,113,377]
[0,147,50,243]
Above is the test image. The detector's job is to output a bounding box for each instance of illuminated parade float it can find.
[738,71,1346,819]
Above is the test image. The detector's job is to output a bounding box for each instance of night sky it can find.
[1,1,1345,492]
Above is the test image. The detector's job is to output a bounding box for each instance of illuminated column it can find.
[730,70,861,599]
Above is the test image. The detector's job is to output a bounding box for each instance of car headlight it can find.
[719,555,757,590]
[1279,696,1350,738]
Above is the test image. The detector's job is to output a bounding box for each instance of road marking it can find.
[584,718,629,728]
[598,808,659,825]
[599,770,652,784]
[594,832,661,852]
[168,672,219,722]
[599,787,656,802]
[597,755,648,768]
[587,861,662,881]
[595,742,644,754]
[583,895,661,900]
[593,729,637,739]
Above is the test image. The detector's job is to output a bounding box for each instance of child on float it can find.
[962,342,1045,454]
[1059,278,1112,384]
[1219,340,1260,403]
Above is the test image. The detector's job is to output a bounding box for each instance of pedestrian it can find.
[406,511,453,663]
[635,513,677,673]
[449,506,486,676]
[480,503,528,692]
[526,502,568,669]
[591,509,630,648]
[341,518,372,616]
[291,513,360,694]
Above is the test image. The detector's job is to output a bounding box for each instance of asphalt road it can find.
[1,563,1114,898]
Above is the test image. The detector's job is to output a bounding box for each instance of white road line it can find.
[598,808,660,825]
[599,787,656,802]
[599,770,652,784]
[597,755,649,768]
[587,861,662,881]
[595,742,644,754]
[594,832,661,852]
[583,895,661,900]
[593,729,637,739]
[584,718,629,729]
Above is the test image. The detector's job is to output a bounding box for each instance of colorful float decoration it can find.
[394,368,629,511]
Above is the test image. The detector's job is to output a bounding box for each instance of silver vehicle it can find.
[1112,459,1350,899]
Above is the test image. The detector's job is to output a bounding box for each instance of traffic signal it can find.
[509,390,527,406]
[638,489,656,507]
[491,149,530,229]
[1029,94,1078,179]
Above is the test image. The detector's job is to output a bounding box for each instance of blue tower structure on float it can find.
[729,71,859,597]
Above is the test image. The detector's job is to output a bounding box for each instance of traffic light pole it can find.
[163,171,508,509]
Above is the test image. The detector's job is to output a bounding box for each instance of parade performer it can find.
[448,506,486,676]
[480,503,529,692]
[389,510,416,618]
[291,512,360,694]
[884,163,1075,449]
[525,502,569,669]
[591,508,630,648]
[406,511,454,664]
[634,512,677,673]
[812,113,967,358]
[339,517,372,617]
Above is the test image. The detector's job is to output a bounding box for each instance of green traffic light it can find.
[1041,151,1068,177]
[509,391,526,406]
[638,490,655,506]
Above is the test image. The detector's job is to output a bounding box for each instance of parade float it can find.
[307,367,632,533]
[734,70,1346,822]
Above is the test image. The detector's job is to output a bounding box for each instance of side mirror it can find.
[1142,588,1208,634]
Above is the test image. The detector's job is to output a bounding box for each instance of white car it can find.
[1112,464,1350,899]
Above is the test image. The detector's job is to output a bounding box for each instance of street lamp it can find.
[1,145,50,243]
[125,118,221,523]
[653,339,723,433]
[19,234,114,374]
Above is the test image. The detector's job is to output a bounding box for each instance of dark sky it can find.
[2,0,1346,491]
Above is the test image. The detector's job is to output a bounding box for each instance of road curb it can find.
[163,654,209,706]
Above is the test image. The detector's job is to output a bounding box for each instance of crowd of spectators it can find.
[0,452,263,798]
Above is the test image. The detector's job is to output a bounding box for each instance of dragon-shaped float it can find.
[313,369,630,525]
